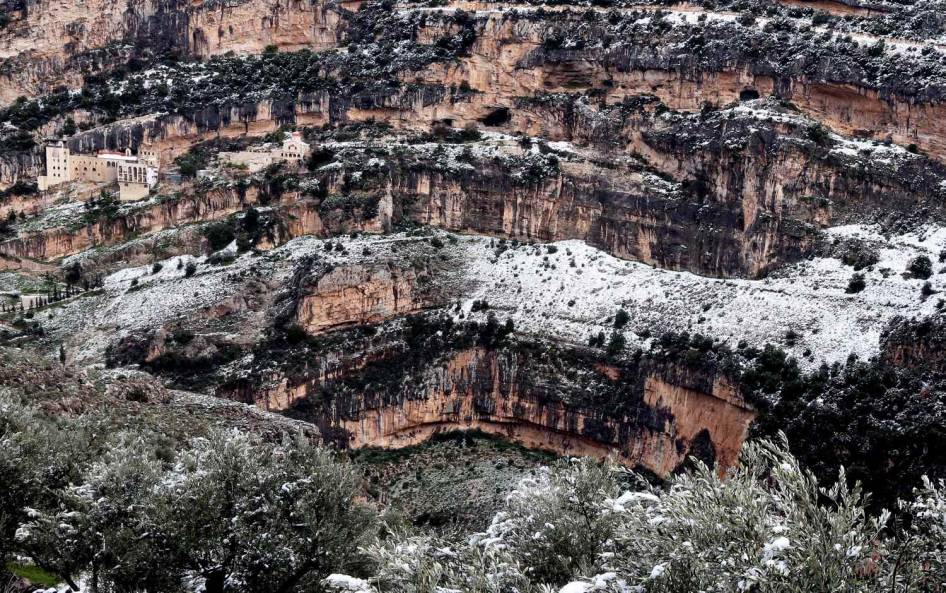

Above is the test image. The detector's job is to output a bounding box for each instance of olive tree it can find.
[18,429,378,593]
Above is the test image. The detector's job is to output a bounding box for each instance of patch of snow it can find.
[460,225,946,368]
[323,574,372,592]
[559,582,592,593]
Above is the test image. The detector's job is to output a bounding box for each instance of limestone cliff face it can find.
[0,186,273,265]
[384,162,813,279]
[882,316,946,373]
[0,151,42,187]
[231,343,753,476]
[0,0,344,101]
[295,263,438,333]
[333,351,753,475]
[0,191,290,266]
[429,12,946,161]
[185,0,342,57]
[0,182,390,266]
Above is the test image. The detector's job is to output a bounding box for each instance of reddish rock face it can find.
[244,345,754,477]
[6,0,946,485]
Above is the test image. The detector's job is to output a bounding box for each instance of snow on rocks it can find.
[458,225,946,369]
[323,574,373,592]
[40,223,946,370]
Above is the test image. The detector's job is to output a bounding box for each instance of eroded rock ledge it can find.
[113,291,755,475]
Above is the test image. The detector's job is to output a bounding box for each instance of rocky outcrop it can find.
[330,349,753,475]
[0,186,276,265]
[229,336,754,476]
[0,0,344,101]
[882,315,946,373]
[0,181,388,266]
[295,263,442,333]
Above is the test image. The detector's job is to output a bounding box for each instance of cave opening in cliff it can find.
[739,88,761,101]
[480,107,511,127]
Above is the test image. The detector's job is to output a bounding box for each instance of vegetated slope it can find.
[1,0,946,588]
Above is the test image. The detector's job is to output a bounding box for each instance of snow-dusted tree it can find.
[139,430,375,593]
[328,460,627,593]
[330,437,946,593]
[889,477,946,591]
[359,530,537,593]
[17,432,195,592]
[0,397,92,587]
[480,459,624,586]
[595,437,890,593]
[17,429,378,593]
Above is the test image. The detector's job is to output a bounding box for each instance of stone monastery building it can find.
[38,142,160,201]
[218,131,312,172]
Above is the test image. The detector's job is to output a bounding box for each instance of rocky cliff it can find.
[0,0,343,101]
[7,96,942,278]
[220,321,754,476]
[4,0,946,486]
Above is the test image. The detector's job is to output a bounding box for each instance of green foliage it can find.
[174,147,210,178]
[846,272,866,293]
[485,459,622,585]
[614,309,630,329]
[749,354,946,511]
[319,195,381,219]
[0,130,35,152]
[285,323,308,345]
[588,331,606,348]
[307,147,335,169]
[606,330,626,356]
[4,562,60,587]
[805,123,832,146]
[60,118,76,137]
[202,220,236,252]
[82,190,120,225]
[907,255,933,280]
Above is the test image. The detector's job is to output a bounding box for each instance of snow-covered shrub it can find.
[0,396,93,585]
[340,461,623,593]
[354,531,534,593]
[481,459,624,586]
[894,478,946,590]
[599,437,889,593]
[16,429,378,593]
[333,437,946,593]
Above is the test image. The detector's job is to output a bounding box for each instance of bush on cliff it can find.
[81,190,120,225]
[846,272,867,293]
[174,146,211,179]
[907,255,933,280]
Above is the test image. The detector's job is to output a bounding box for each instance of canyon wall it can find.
[236,343,754,476]
[0,181,388,268]
[0,0,344,101]
[294,263,441,333]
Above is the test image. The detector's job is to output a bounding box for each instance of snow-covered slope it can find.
[41,225,945,370]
